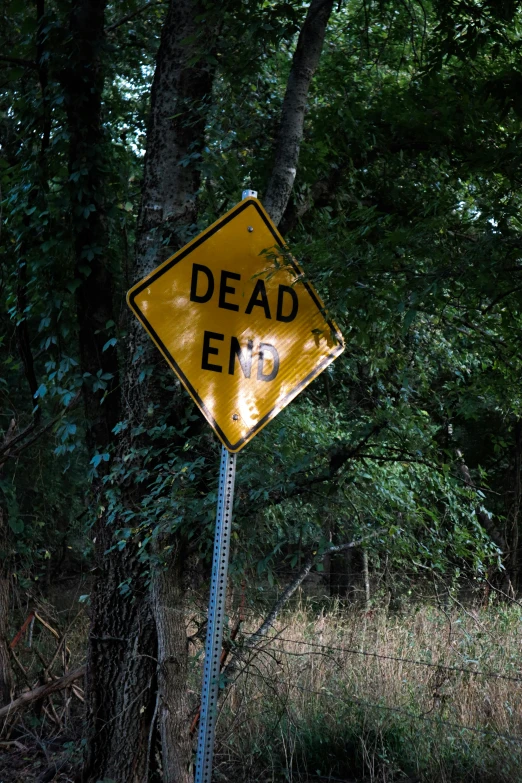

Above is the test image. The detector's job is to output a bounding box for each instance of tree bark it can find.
[129,1,218,777]
[128,0,217,425]
[507,421,521,592]
[264,0,335,226]
[0,451,14,706]
[83,1,218,779]
[151,546,193,783]
[83,529,157,783]
[59,2,157,780]
[362,549,370,609]
[62,0,120,451]
[0,569,12,706]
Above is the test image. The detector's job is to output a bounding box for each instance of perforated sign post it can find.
[127,191,344,783]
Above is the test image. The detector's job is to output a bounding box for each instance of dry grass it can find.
[215,598,522,782]
[0,596,88,782]
[4,590,522,781]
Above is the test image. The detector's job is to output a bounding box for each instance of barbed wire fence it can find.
[200,561,522,781]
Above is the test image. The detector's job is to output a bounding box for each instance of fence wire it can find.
[241,633,522,684]
[244,668,522,745]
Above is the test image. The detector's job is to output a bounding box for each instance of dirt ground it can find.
[0,735,78,783]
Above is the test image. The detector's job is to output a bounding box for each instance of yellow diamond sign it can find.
[127,197,344,452]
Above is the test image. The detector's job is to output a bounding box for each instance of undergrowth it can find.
[215,599,522,782]
[3,595,522,781]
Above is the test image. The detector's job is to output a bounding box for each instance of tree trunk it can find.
[83,524,157,782]
[0,556,13,706]
[0,449,15,706]
[151,547,193,783]
[62,0,120,448]
[0,578,12,706]
[128,0,217,419]
[329,549,350,599]
[362,549,370,609]
[507,421,521,593]
[127,1,218,777]
[59,1,157,779]
[83,1,218,779]
[264,0,335,226]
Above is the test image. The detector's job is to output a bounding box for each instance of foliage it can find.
[2,0,522,619]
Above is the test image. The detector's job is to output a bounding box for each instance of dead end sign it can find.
[127,197,344,452]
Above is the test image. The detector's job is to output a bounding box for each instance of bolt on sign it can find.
[127,197,344,452]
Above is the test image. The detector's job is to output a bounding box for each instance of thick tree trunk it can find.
[128,2,218,778]
[83,1,217,778]
[0,562,12,707]
[264,0,335,226]
[83,521,157,782]
[60,2,156,779]
[63,0,120,448]
[0,457,14,707]
[506,421,521,593]
[128,0,217,423]
[151,547,193,783]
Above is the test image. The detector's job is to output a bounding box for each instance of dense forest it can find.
[2,0,522,781]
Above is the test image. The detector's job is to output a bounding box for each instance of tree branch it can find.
[0,665,85,719]
[264,0,335,226]
[456,448,505,552]
[246,422,386,517]
[0,420,35,456]
[279,163,344,235]
[105,2,163,32]
[0,56,38,70]
[326,422,386,478]
[222,529,385,683]
[0,391,81,462]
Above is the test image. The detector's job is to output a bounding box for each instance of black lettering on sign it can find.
[276,285,298,322]
[228,337,253,378]
[245,279,271,319]
[202,331,224,372]
[190,264,214,303]
[257,343,279,382]
[219,270,241,311]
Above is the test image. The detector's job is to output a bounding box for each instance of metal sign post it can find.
[126,186,344,782]
[195,446,236,783]
[195,191,253,783]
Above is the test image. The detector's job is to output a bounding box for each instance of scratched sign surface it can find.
[127,197,344,452]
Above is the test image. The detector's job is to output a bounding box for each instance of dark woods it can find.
[2,0,522,781]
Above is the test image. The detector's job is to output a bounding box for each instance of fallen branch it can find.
[10,611,35,649]
[222,529,386,683]
[0,665,85,719]
[71,685,85,703]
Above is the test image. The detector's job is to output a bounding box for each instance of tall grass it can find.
[215,600,522,782]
